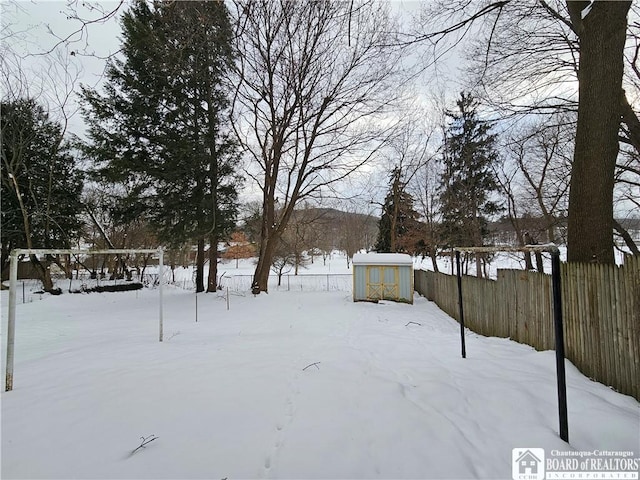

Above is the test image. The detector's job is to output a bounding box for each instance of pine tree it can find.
[80,0,241,292]
[439,92,501,250]
[1,99,84,288]
[375,168,423,254]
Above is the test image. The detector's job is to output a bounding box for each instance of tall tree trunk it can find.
[8,169,54,290]
[253,233,278,293]
[523,232,535,270]
[567,1,630,264]
[207,233,218,292]
[430,250,439,273]
[30,255,54,291]
[475,252,482,278]
[252,179,281,292]
[196,238,205,293]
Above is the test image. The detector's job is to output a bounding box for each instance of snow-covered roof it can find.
[352,253,413,266]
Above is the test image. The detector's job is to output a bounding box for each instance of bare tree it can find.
[494,115,572,270]
[504,116,572,241]
[413,1,636,263]
[231,0,404,292]
[278,207,317,276]
[410,152,442,272]
[337,207,377,269]
[3,0,125,60]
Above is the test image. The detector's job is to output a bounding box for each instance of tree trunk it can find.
[207,233,218,293]
[524,252,534,270]
[475,252,482,278]
[252,181,284,292]
[567,1,630,264]
[430,250,439,273]
[254,236,278,292]
[535,253,544,274]
[30,255,54,291]
[613,219,640,255]
[195,238,205,293]
[621,90,640,154]
[523,232,535,270]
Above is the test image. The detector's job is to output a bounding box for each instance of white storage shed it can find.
[352,253,414,304]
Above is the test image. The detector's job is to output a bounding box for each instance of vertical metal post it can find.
[195,293,198,322]
[455,251,466,359]
[6,251,18,391]
[551,251,569,442]
[159,249,164,342]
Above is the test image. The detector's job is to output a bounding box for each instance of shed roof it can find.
[352,253,413,266]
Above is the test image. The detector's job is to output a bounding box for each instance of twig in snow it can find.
[302,362,321,371]
[405,321,422,327]
[131,435,158,455]
[166,331,181,341]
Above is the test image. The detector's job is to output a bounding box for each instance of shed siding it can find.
[398,265,413,301]
[353,261,413,304]
[354,266,367,300]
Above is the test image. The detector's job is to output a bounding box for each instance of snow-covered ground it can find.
[1,254,638,479]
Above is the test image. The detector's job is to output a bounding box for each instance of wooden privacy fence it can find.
[414,255,640,400]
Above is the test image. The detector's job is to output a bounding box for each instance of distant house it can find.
[516,450,541,475]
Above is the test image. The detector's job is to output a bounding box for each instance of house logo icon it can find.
[512,448,545,480]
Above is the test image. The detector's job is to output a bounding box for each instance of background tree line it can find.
[2,0,639,293]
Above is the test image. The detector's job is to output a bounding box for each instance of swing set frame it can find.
[4,248,165,393]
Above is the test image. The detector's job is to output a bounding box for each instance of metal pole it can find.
[455,251,466,359]
[159,249,164,342]
[195,293,198,322]
[6,251,18,391]
[551,251,569,442]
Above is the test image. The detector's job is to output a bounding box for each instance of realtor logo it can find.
[512,448,545,480]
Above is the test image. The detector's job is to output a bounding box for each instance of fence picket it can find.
[414,258,639,401]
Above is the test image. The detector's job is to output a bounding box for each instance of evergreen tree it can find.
[375,168,423,254]
[80,0,241,293]
[1,99,84,288]
[439,92,501,249]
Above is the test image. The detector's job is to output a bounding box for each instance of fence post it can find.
[455,251,466,359]
[159,249,164,342]
[551,251,569,442]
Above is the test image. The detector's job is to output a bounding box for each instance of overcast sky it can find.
[2,0,462,210]
[3,1,125,135]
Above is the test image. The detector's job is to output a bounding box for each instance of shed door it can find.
[366,266,399,300]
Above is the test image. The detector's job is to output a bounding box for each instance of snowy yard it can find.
[1,279,638,479]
